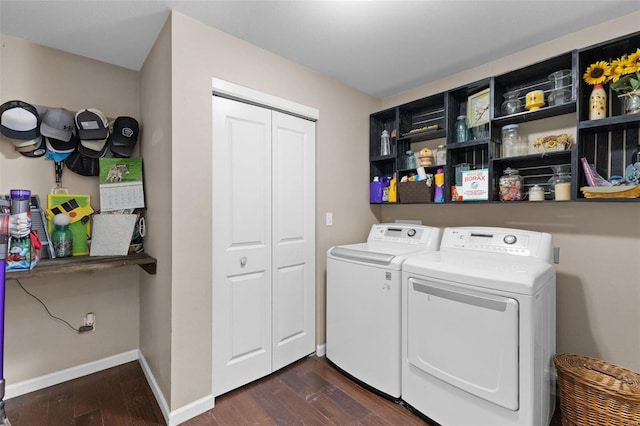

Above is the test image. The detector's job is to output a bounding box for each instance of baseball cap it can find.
[17,135,46,158]
[46,133,79,154]
[65,149,100,176]
[109,116,139,157]
[75,108,108,140]
[40,108,75,142]
[78,137,108,158]
[10,135,42,149]
[0,100,39,140]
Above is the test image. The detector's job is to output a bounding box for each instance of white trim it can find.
[211,78,319,121]
[316,344,326,357]
[138,352,171,424]
[5,350,139,399]
[5,349,215,425]
[139,352,215,426]
[169,395,215,426]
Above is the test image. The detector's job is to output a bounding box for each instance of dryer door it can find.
[407,277,519,411]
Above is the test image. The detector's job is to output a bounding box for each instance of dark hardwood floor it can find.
[4,355,564,425]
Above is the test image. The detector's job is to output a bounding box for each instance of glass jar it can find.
[405,150,418,169]
[528,185,545,202]
[548,165,572,201]
[501,90,522,115]
[454,115,468,143]
[435,144,447,165]
[501,124,523,157]
[499,168,523,201]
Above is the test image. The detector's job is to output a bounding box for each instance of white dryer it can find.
[401,227,556,426]
[326,223,442,400]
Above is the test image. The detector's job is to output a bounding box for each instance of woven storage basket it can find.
[398,181,433,203]
[554,354,640,426]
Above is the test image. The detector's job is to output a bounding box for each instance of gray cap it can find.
[40,108,75,142]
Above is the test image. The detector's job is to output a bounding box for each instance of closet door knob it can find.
[240,257,247,267]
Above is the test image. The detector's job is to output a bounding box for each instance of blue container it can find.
[370,177,383,203]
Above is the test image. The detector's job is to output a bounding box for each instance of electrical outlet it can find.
[84,312,95,328]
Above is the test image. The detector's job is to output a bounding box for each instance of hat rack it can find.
[32,104,117,124]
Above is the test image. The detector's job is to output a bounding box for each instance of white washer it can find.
[326,223,442,400]
[402,227,556,426]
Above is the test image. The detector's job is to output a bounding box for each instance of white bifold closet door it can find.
[212,96,315,397]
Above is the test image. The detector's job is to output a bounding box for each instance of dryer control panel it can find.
[367,223,441,247]
[441,227,552,261]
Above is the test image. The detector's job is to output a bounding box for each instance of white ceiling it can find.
[1,1,638,98]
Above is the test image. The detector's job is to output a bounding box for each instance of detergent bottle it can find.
[388,173,397,203]
[381,177,390,202]
[434,168,445,203]
[370,177,383,203]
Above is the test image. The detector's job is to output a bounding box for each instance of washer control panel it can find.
[441,227,553,260]
[367,223,439,246]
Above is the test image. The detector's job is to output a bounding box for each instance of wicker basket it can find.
[554,354,640,426]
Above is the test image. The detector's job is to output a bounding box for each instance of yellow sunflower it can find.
[583,61,610,85]
[625,47,640,72]
[609,57,626,83]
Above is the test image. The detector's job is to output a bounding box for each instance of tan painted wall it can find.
[380,12,640,371]
[162,10,381,409]
[1,8,638,418]
[139,18,173,405]
[0,35,141,383]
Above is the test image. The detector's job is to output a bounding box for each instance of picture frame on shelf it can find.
[467,88,491,127]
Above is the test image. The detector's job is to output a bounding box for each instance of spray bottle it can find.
[434,168,445,203]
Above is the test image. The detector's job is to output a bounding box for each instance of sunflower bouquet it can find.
[583,47,640,94]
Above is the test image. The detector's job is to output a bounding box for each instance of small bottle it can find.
[380,130,391,156]
[454,116,468,143]
[434,168,445,203]
[52,213,73,257]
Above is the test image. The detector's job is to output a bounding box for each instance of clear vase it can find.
[620,90,640,115]
[589,84,607,120]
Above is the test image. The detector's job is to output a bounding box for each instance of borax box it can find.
[462,169,489,201]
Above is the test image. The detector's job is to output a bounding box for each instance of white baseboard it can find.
[6,349,215,425]
[316,343,326,357]
[138,352,214,426]
[5,350,139,399]
[168,395,215,426]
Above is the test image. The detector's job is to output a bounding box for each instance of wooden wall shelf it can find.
[5,253,157,280]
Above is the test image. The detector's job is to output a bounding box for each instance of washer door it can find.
[407,277,519,411]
